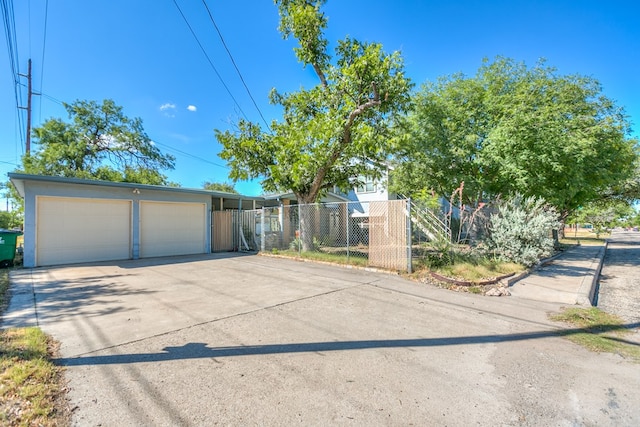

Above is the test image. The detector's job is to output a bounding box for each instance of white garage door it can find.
[139,201,206,258]
[36,197,132,266]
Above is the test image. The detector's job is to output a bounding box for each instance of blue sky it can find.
[2,0,639,197]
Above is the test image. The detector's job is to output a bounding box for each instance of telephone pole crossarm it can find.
[17,59,33,154]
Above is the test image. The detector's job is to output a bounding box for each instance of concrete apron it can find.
[2,252,638,426]
[509,244,607,306]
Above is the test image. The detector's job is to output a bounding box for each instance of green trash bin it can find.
[0,229,23,268]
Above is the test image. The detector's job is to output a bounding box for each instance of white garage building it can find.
[9,173,258,268]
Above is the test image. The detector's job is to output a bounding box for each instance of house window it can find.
[356,175,375,193]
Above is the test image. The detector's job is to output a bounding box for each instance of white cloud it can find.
[187,105,197,112]
[159,103,176,118]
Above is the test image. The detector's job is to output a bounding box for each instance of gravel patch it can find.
[597,230,640,325]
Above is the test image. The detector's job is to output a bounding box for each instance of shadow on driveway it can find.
[113,252,257,269]
[35,275,157,321]
[57,322,640,367]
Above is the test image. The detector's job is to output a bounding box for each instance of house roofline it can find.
[7,173,264,201]
[262,191,350,203]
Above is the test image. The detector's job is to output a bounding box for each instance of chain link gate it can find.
[235,200,411,272]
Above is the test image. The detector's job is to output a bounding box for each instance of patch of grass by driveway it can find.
[0,270,10,310]
[270,249,369,267]
[430,259,523,282]
[560,229,609,246]
[550,307,640,362]
[0,269,71,426]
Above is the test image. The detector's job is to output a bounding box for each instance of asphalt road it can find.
[597,230,640,324]
[6,253,640,426]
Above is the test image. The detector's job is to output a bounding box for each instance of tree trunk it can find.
[298,205,315,252]
[552,228,560,250]
[296,194,317,252]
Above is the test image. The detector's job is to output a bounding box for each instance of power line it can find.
[153,140,229,170]
[38,0,49,122]
[171,0,250,123]
[0,160,21,167]
[27,0,30,55]
[29,90,227,171]
[1,0,26,149]
[39,91,63,106]
[17,58,33,153]
[200,0,271,131]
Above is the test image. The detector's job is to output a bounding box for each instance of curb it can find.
[430,271,515,287]
[577,240,608,306]
[258,252,402,276]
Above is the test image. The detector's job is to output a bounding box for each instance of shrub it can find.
[423,237,455,268]
[487,194,560,267]
[289,236,322,252]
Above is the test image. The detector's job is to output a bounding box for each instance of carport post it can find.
[261,207,266,252]
[406,198,412,274]
[345,205,350,262]
[279,202,284,249]
[132,199,140,259]
[238,198,243,253]
[298,204,301,257]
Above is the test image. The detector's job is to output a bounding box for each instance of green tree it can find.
[601,158,640,204]
[216,0,411,205]
[393,57,638,218]
[216,0,411,251]
[391,75,488,204]
[22,99,175,185]
[1,182,23,228]
[203,181,238,194]
[569,200,635,237]
[0,211,11,229]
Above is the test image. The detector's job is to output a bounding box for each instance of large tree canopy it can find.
[216,0,412,204]
[392,57,639,217]
[22,99,175,185]
[203,181,238,194]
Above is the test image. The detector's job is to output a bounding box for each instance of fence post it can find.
[261,207,266,252]
[279,203,284,249]
[406,198,412,274]
[345,202,350,262]
[297,204,301,257]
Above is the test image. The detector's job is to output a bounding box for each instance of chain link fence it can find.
[237,199,412,271]
[214,197,553,273]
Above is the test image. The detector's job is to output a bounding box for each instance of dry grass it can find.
[0,269,71,426]
[271,249,370,267]
[561,228,609,246]
[0,270,10,310]
[550,307,640,362]
[0,328,71,426]
[434,260,524,282]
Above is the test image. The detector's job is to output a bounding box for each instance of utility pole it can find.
[18,59,33,154]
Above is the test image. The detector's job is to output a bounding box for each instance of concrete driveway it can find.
[7,254,640,426]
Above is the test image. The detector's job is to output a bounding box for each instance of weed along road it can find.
[8,253,640,426]
[597,230,640,324]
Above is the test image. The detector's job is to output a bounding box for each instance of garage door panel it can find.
[37,197,131,266]
[140,202,206,258]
